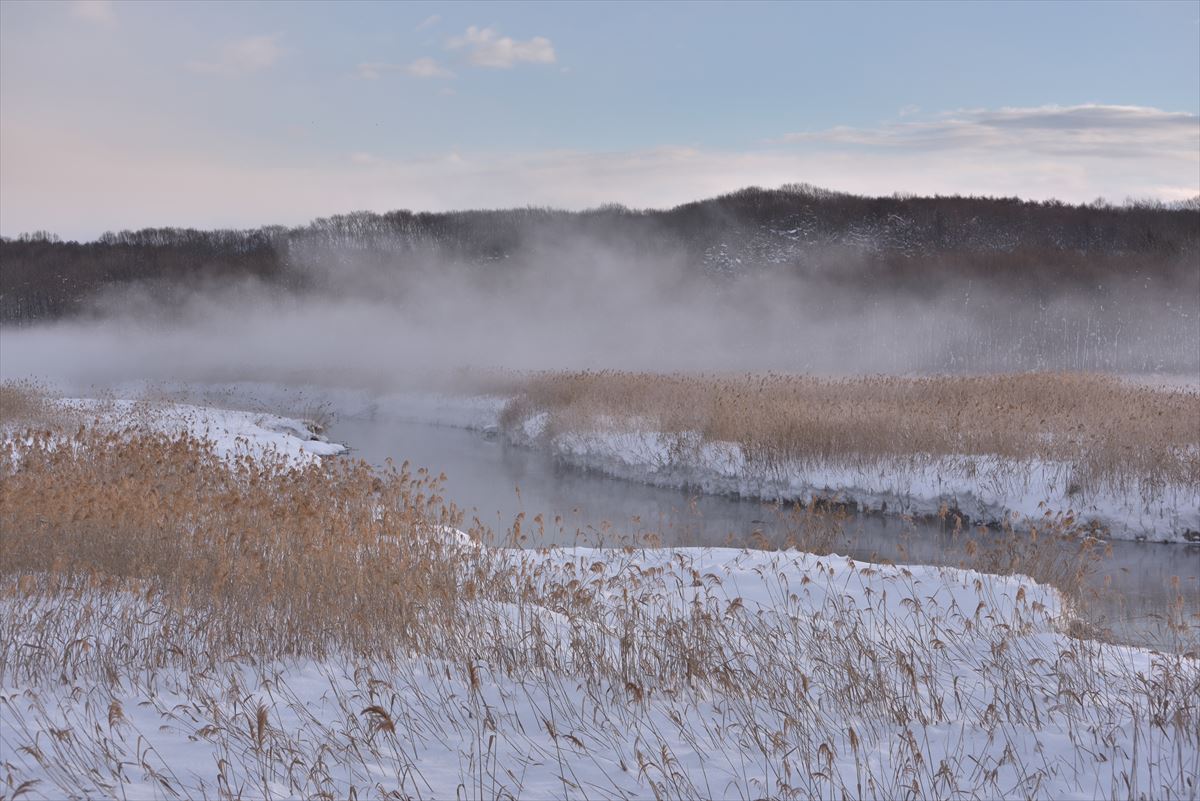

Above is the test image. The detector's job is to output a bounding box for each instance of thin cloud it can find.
[188,34,284,76]
[446,26,556,69]
[405,57,455,79]
[70,0,116,25]
[415,14,441,32]
[356,62,388,80]
[357,58,454,80]
[779,104,1200,160]
[4,104,1197,239]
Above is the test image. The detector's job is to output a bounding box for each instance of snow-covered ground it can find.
[3,531,1197,799]
[3,395,1197,799]
[104,379,510,432]
[519,423,1200,544]
[59,398,348,466]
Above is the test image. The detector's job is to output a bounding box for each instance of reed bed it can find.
[1,394,1197,799]
[495,371,1200,545]
[501,371,1199,490]
[0,381,74,430]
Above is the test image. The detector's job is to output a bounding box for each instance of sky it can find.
[1,0,1198,240]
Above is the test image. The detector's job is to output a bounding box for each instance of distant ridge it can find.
[3,184,1197,324]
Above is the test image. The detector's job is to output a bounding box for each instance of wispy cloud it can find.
[356,58,454,80]
[70,0,116,25]
[4,105,1196,238]
[779,104,1200,160]
[405,57,455,79]
[446,26,556,69]
[415,14,441,32]
[187,34,284,76]
[356,62,387,80]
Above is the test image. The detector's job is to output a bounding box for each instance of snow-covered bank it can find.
[4,393,1196,800]
[102,379,510,432]
[38,380,1200,543]
[58,398,348,466]
[519,423,1200,544]
[200,380,1194,545]
[4,538,1197,800]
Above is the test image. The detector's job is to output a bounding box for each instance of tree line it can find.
[2,185,1197,324]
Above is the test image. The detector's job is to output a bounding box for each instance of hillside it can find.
[3,185,1197,325]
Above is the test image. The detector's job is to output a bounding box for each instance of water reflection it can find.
[331,417,1199,651]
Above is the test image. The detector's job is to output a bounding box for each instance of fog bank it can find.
[2,226,1195,392]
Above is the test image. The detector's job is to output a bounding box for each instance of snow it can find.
[3,396,1196,800]
[468,399,1200,545]
[50,381,1198,542]
[533,425,1200,543]
[104,379,510,431]
[59,398,347,466]
[3,540,1195,800]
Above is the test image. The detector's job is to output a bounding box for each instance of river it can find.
[330,416,1199,652]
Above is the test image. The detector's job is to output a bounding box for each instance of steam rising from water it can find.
[1,232,1196,390]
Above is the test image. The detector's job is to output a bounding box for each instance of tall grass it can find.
[1,395,1197,799]
[500,371,1200,513]
[0,381,71,429]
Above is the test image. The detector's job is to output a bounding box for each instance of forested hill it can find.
[3,184,1197,324]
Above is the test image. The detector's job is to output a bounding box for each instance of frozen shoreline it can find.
[295,385,1198,544]
[58,397,349,466]
[41,383,1200,543]
[4,393,1197,800]
[524,423,1200,544]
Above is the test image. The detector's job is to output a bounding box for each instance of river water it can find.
[333,417,1198,651]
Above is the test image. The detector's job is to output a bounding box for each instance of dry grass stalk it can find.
[1,391,1197,799]
[501,370,1200,504]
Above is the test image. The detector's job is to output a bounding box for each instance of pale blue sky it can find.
[2,0,1198,238]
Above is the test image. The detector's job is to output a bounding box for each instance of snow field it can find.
[3,540,1197,800]
[3,392,1196,799]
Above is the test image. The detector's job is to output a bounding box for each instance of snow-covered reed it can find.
[498,371,1200,541]
[1,388,1197,799]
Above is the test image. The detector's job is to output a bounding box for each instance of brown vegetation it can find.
[1,395,1196,798]
[501,371,1200,497]
[1,427,478,664]
[0,381,63,429]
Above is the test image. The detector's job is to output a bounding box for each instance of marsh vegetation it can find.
[2,185,1197,799]
[1,389,1197,800]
